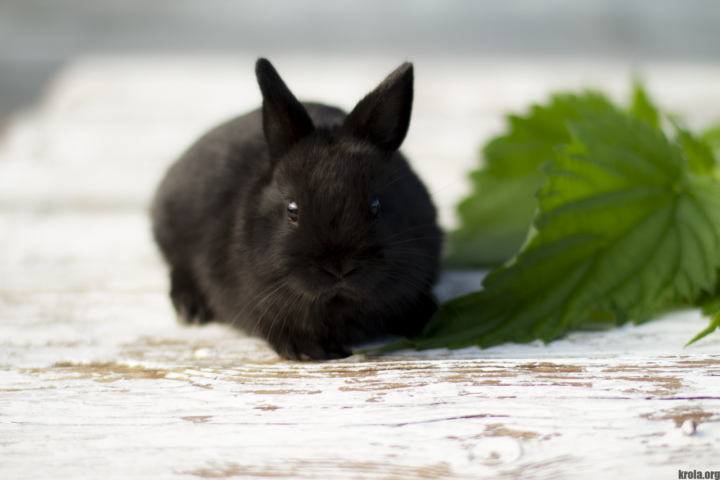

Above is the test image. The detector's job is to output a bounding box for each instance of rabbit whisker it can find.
[382,266,463,321]
[227,278,287,330]
[428,176,464,197]
[246,280,290,336]
[269,287,303,342]
[387,257,475,296]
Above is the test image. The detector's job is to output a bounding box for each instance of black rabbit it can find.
[151,59,442,360]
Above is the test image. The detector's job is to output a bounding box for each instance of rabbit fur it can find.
[151,58,442,360]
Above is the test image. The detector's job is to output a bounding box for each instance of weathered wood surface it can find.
[2,56,720,479]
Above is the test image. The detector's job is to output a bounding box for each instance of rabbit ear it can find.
[256,58,315,159]
[342,62,413,157]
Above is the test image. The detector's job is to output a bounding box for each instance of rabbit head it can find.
[243,59,432,313]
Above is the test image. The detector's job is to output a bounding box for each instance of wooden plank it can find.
[3,348,720,479]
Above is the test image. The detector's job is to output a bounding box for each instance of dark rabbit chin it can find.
[151,58,442,361]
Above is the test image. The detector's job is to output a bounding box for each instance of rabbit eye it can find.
[287,201,299,222]
[371,197,380,215]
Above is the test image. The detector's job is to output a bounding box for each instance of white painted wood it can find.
[1,56,720,480]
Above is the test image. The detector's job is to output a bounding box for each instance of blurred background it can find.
[2,0,720,123]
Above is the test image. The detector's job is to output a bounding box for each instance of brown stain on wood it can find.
[134,337,191,347]
[340,382,424,392]
[675,358,720,366]
[483,423,540,441]
[641,406,716,427]
[535,379,594,387]
[440,373,517,383]
[186,459,458,479]
[320,367,380,378]
[603,357,720,372]
[433,368,515,375]
[517,362,584,374]
[475,379,503,386]
[19,356,713,398]
[1,385,58,391]
[26,362,218,389]
[254,405,280,411]
[613,375,683,393]
[47,361,173,381]
[182,416,213,423]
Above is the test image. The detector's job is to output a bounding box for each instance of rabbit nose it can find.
[321,260,358,279]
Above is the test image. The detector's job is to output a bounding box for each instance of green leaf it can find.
[671,119,716,175]
[444,171,546,267]
[702,125,720,158]
[409,111,720,351]
[630,79,660,129]
[701,296,720,317]
[445,92,619,268]
[685,309,720,347]
[483,93,617,178]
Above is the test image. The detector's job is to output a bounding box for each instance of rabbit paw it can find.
[274,336,352,361]
[170,268,214,325]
